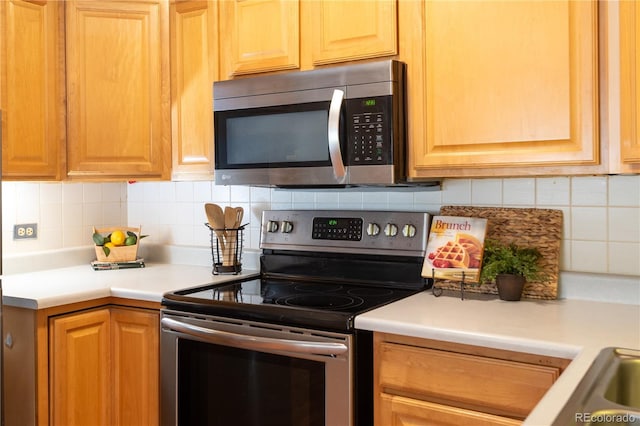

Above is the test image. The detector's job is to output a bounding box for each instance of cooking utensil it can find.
[223,206,244,266]
[205,203,226,252]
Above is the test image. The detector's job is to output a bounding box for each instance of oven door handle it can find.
[161,317,348,356]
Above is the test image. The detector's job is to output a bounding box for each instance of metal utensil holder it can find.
[206,223,245,275]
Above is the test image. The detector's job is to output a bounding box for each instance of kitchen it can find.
[1,0,640,425]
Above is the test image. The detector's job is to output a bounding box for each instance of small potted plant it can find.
[480,240,546,301]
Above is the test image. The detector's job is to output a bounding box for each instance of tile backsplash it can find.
[2,175,639,277]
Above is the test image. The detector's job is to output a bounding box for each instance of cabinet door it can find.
[170,0,216,180]
[303,0,397,67]
[111,307,160,426]
[50,308,111,426]
[1,0,65,180]
[65,0,170,180]
[219,0,299,78]
[409,0,599,178]
[379,394,520,426]
[620,0,640,165]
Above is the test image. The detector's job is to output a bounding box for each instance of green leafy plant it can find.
[480,239,547,283]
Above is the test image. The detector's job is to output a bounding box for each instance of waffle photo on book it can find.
[421,216,488,283]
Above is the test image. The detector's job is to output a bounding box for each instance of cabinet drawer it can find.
[379,393,520,426]
[378,342,560,419]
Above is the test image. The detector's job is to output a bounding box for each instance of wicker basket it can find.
[93,226,141,262]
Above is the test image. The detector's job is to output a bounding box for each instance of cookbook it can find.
[421,216,488,283]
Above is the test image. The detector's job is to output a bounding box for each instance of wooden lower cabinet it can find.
[50,308,111,425]
[49,304,159,426]
[111,307,160,426]
[374,333,571,426]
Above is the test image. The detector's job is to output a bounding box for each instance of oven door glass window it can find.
[178,339,324,426]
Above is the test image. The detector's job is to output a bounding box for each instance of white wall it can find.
[2,175,639,277]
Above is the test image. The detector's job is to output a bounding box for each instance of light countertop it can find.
[355,290,640,425]
[2,263,259,309]
[3,257,639,425]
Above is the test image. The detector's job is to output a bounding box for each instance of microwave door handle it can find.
[161,317,348,356]
[328,89,347,183]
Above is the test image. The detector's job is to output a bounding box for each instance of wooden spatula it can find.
[205,203,226,253]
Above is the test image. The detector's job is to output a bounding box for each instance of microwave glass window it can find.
[225,110,329,165]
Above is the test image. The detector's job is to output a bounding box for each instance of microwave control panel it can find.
[347,96,394,165]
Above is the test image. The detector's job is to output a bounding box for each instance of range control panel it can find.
[260,210,431,257]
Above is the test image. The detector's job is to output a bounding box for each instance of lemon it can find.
[104,242,115,249]
[110,230,126,246]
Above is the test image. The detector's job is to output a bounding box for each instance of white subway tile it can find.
[536,177,570,205]
[471,178,502,205]
[413,189,442,205]
[250,186,271,203]
[388,191,414,206]
[608,242,640,276]
[571,207,607,241]
[338,191,363,206]
[442,179,472,205]
[40,182,62,204]
[230,185,251,203]
[101,182,125,202]
[503,178,535,205]
[83,183,103,203]
[211,185,231,203]
[608,207,640,243]
[609,175,640,206]
[63,182,84,204]
[571,176,607,206]
[175,181,194,202]
[194,181,214,202]
[570,240,608,273]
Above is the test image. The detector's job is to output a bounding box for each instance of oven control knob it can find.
[402,224,417,238]
[366,223,380,236]
[266,220,279,233]
[280,221,294,233]
[384,223,398,237]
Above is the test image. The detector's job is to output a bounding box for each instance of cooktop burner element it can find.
[162,210,433,332]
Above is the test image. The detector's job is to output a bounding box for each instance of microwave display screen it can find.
[225,109,329,165]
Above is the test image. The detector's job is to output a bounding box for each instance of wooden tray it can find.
[437,206,563,300]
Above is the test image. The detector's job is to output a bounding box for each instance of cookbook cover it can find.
[421,216,488,283]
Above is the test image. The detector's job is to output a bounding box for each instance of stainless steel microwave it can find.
[213,60,415,187]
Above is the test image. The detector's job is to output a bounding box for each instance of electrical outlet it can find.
[14,223,38,240]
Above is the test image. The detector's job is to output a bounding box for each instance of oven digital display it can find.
[312,217,362,241]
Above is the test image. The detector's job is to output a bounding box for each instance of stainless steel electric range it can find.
[160,210,432,426]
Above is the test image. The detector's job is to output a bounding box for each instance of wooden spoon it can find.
[224,206,244,266]
[204,203,226,254]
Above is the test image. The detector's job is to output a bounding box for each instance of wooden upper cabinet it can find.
[219,0,299,78]
[170,0,216,180]
[1,0,65,180]
[620,0,640,167]
[408,0,600,178]
[65,0,170,180]
[218,0,398,79]
[303,0,397,67]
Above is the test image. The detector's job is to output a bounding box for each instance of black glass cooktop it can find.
[162,277,425,332]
